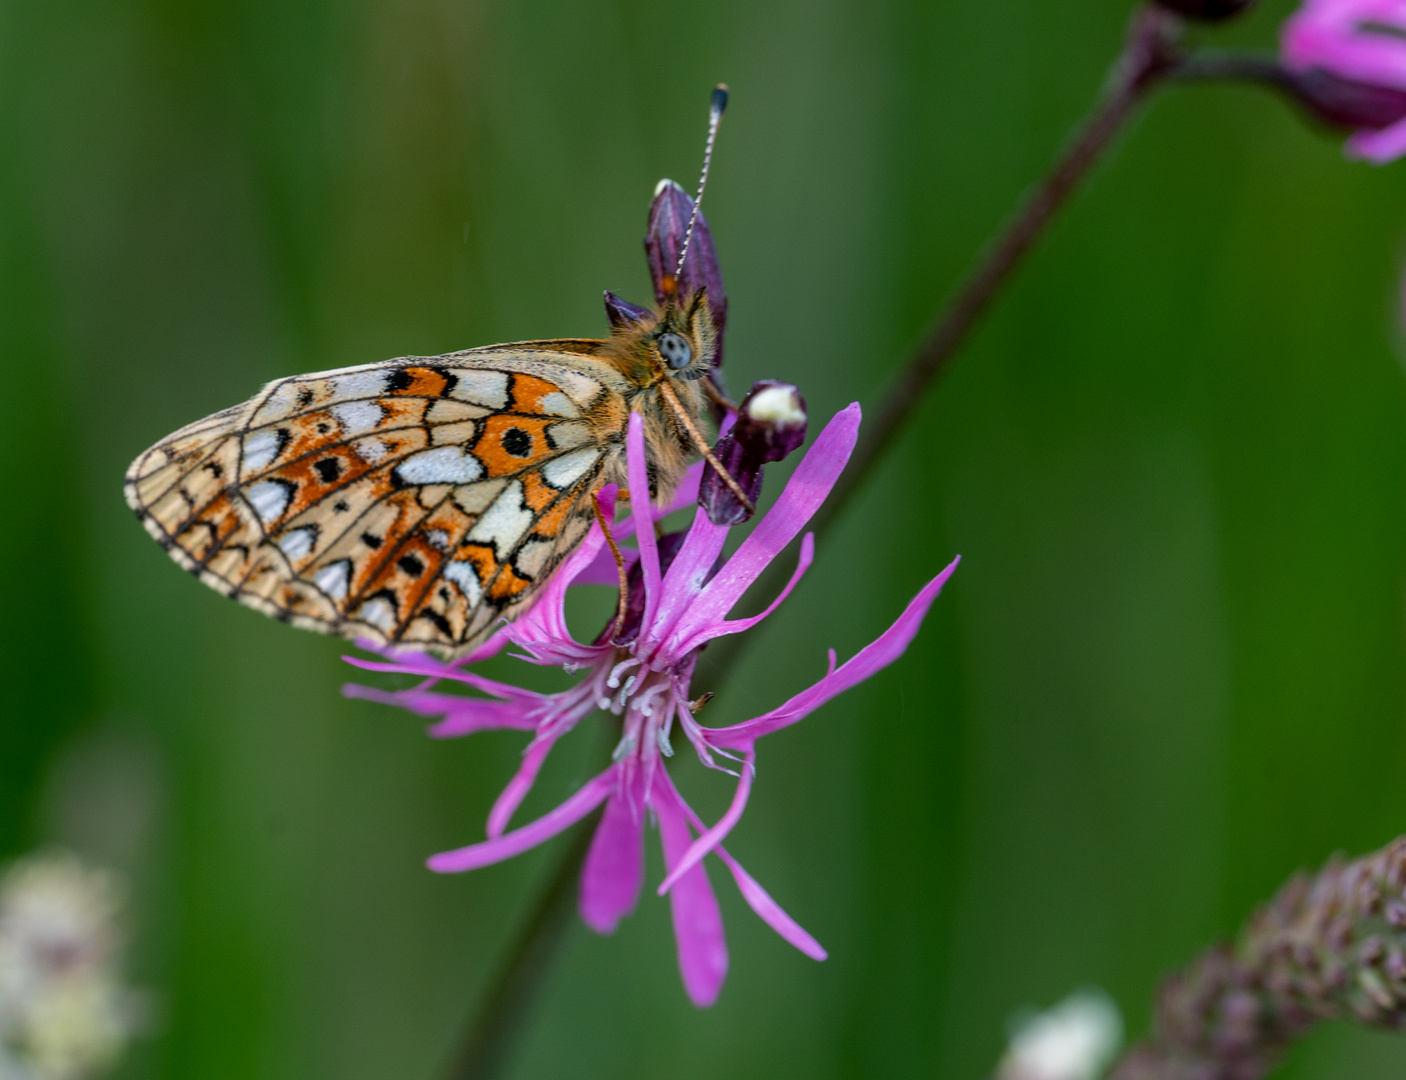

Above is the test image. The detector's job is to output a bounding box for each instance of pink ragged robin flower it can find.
[1281,0,1406,162]
[343,406,959,1006]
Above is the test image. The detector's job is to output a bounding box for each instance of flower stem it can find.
[441,807,603,1080]
[810,3,1180,544]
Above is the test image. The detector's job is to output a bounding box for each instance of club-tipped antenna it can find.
[674,84,729,283]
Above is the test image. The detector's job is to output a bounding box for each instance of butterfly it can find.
[125,87,742,658]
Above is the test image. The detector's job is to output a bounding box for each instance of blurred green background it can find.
[6,0,1406,1076]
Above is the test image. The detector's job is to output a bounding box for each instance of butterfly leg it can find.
[591,492,631,642]
[654,379,755,514]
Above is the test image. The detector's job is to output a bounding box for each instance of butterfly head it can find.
[602,287,718,386]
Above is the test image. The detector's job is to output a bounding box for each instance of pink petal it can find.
[663,404,860,652]
[578,783,644,934]
[670,532,814,656]
[426,771,613,873]
[645,505,731,648]
[643,416,737,642]
[653,774,728,1007]
[625,414,664,634]
[1347,115,1406,161]
[657,746,755,895]
[342,654,540,702]
[573,544,640,586]
[709,556,960,747]
[715,849,827,961]
[674,796,826,961]
[486,734,562,838]
[342,684,540,737]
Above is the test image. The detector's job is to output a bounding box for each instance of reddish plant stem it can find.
[811,4,1180,543]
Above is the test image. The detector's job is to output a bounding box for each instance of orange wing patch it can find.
[125,352,621,655]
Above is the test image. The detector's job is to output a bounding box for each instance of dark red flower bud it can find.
[1285,68,1406,132]
[645,179,728,368]
[700,381,808,527]
[1154,0,1255,20]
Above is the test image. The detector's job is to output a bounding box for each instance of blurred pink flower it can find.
[1282,0,1406,162]
[343,407,959,1006]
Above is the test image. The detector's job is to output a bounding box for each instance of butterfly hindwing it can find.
[125,346,629,654]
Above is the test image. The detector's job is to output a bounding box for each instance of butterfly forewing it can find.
[125,346,630,655]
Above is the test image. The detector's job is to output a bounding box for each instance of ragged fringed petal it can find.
[659,404,860,654]
[426,771,614,874]
[707,556,961,748]
[579,773,644,935]
[669,533,815,657]
[653,773,728,1007]
[341,684,540,739]
[342,654,542,704]
[673,792,826,961]
[657,746,754,896]
[486,732,564,838]
[625,415,664,635]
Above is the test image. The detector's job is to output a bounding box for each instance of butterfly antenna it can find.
[674,84,729,283]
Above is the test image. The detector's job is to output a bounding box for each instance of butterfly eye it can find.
[658,332,693,369]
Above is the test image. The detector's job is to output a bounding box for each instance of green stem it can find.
[442,807,603,1080]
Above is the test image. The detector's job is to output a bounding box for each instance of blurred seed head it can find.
[0,852,142,1080]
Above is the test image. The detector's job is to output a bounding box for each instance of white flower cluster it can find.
[0,853,135,1080]
[996,989,1123,1080]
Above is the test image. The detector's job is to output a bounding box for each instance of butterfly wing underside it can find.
[125,346,626,654]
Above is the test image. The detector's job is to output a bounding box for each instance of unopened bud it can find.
[1284,68,1406,133]
[645,179,728,367]
[700,381,807,526]
[1154,0,1255,20]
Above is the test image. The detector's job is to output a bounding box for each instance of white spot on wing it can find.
[541,448,600,490]
[357,596,397,632]
[246,480,292,524]
[426,529,452,551]
[450,370,509,409]
[331,371,390,400]
[444,560,483,606]
[314,560,352,600]
[253,382,300,424]
[241,428,283,474]
[356,438,388,464]
[537,391,578,417]
[545,421,591,451]
[332,400,385,435]
[395,446,484,485]
[278,526,317,561]
[467,480,533,552]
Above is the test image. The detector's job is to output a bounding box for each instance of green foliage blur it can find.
[5,0,1406,1076]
